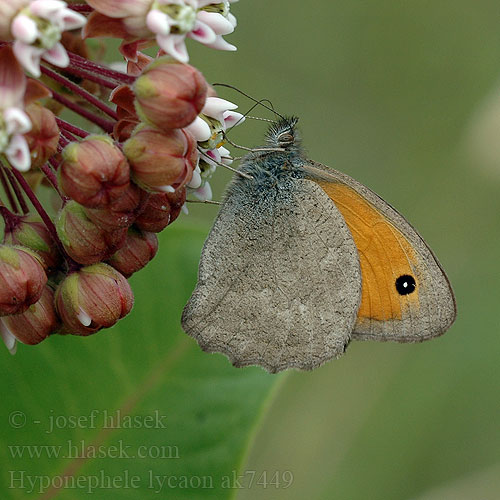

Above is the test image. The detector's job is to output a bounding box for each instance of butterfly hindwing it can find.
[304,161,456,342]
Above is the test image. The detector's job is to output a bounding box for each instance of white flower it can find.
[203,97,243,126]
[146,0,238,63]
[185,96,242,202]
[185,115,212,143]
[0,319,17,355]
[185,96,245,147]
[200,144,232,170]
[191,181,212,201]
[11,0,86,77]
[188,145,232,201]
[187,164,202,189]
[218,145,233,165]
[3,126,32,172]
[0,46,32,171]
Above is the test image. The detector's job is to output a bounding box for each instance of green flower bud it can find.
[55,263,134,336]
[1,286,60,345]
[56,201,127,265]
[134,188,186,233]
[3,215,62,271]
[59,135,130,209]
[83,182,143,232]
[0,245,47,316]
[24,103,60,169]
[124,125,197,192]
[107,227,158,278]
[134,56,207,130]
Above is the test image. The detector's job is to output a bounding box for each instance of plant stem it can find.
[55,118,89,138]
[50,90,115,133]
[57,133,70,153]
[0,166,19,213]
[0,205,21,232]
[3,167,29,215]
[9,166,77,267]
[56,64,119,90]
[68,51,136,85]
[41,65,118,120]
[60,128,78,143]
[48,156,60,171]
[40,163,67,202]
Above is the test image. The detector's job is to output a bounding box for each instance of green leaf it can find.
[0,225,281,499]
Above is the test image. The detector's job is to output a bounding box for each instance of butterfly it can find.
[182,117,456,373]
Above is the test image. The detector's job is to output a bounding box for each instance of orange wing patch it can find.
[317,181,420,322]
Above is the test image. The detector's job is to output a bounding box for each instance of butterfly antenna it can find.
[222,135,285,154]
[186,198,221,205]
[212,83,285,119]
[211,84,285,153]
[246,116,276,123]
[229,98,278,130]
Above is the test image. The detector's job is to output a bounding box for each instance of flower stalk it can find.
[55,118,89,139]
[0,205,21,232]
[48,88,115,133]
[0,168,20,213]
[4,166,29,214]
[40,64,119,120]
[68,52,136,86]
[8,163,77,269]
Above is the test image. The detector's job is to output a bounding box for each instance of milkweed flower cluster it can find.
[0,0,244,354]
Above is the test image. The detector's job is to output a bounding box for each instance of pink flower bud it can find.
[0,245,47,316]
[3,215,62,271]
[83,182,143,232]
[56,201,127,265]
[55,263,134,336]
[107,227,158,278]
[1,286,59,345]
[59,135,130,209]
[124,126,197,192]
[24,103,60,168]
[134,56,207,129]
[135,188,186,233]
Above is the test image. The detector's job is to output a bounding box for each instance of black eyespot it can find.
[395,275,416,295]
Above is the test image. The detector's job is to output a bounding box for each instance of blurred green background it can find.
[2,1,500,498]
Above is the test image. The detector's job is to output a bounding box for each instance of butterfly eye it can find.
[278,132,294,144]
[395,275,416,295]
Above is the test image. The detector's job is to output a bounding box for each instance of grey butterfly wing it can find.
[182,178,362,373]
[303,161,457,342]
